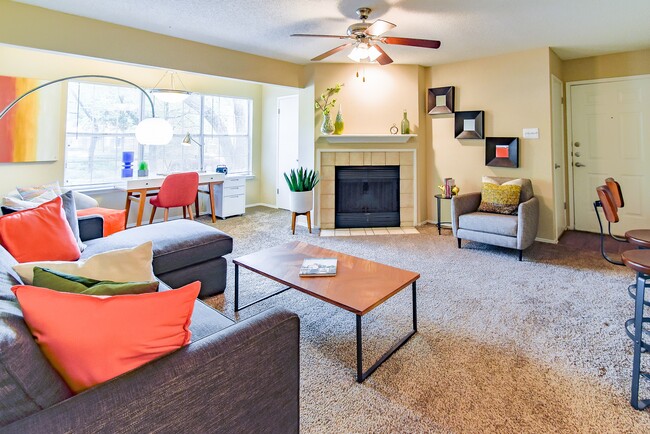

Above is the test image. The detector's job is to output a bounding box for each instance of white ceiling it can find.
[14,0,650,66]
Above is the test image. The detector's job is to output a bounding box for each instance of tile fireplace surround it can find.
[318,149,417,229]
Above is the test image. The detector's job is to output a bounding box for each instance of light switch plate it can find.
[523,128,539,139]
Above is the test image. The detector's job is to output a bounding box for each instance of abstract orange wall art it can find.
[0,75,59,163]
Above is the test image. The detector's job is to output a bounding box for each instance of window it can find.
[64,81,252,187]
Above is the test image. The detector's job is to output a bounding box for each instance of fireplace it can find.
[335,166,400,228]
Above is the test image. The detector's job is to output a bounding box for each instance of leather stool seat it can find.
[626,230,650,249]
[622,249,650,274]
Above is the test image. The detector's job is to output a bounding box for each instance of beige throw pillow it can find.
[13,241,155,285]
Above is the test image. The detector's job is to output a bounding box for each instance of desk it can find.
[434,194,453,235]
[118,173,225,226]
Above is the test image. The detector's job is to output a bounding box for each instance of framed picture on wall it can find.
[486,137,519,167]
[427,86,455,114]
[454,110,484,139]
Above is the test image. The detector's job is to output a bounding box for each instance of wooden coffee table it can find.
[233,241,420,382]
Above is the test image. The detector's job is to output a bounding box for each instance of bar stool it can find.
[621,249,650,410]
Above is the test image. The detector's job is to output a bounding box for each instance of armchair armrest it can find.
[4,307,300,434]
[451,192,481,236]
[78,215,104,241]
[516,197,539,250]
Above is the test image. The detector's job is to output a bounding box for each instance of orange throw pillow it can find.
[0,196,81,262]
[76,207,127,237]
[12,281,200,393]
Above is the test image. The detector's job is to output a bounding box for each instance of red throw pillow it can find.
[0,196,81,262]
[76,207,127,236]
[12,281,200,393]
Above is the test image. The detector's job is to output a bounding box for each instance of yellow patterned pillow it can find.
[477,182,521,214]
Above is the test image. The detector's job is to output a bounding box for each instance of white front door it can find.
[552,75,567,240]
[570,76,650,234]
[276,95,299,210]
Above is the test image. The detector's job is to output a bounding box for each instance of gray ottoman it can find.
[82,219,233,297]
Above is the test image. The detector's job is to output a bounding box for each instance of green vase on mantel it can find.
[401,109,410,134]
[334,106,344,135]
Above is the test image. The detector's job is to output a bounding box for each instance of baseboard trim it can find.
[535,237,557,244]
[246,203,276,209]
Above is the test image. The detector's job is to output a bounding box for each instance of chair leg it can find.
[164,208,169,222]
[149,206,157,224]
[306,211,312,234]
[187,205,194,221]
[291,212,297,235]
[183,207,187,219]
[518,250,523,261]
[457,238,462,249]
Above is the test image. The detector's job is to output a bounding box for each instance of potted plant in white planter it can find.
[284,167,320,234]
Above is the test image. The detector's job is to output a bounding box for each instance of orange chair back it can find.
[596,185,619,223]
[156,172,199,208]
[605,177,624,208]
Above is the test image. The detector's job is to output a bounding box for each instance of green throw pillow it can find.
[32,267,159,296]
[477,182,521,215]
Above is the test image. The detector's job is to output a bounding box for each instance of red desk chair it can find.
[149,172,199,224]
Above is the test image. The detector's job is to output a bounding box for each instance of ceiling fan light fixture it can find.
[347,47,363,62]
[368,45,382,62]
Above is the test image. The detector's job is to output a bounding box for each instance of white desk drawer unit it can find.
[214,176,246,218]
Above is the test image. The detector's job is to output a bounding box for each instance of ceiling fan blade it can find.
[311,43,352,61]
[381,37,441,49]
[364,19,396,37]
[291,33,349,39]
[372,45,393,66]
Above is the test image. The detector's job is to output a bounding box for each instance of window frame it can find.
[63,80,254,189]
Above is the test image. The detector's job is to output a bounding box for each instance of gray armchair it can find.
[451,177,539,261]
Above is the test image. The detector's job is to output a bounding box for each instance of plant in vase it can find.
[284,167,320,214]
[315,83,343,135]
[334,105,344,135]
[137,161,149,177]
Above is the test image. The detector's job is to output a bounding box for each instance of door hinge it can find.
[278,109,280,114]
[564,202,566,210]
[277,188,279,194]
[561,97,564,104]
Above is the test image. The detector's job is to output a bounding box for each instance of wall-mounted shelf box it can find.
[320,134,416,144]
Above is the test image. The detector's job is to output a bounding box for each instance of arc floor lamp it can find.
[0,74,173,145]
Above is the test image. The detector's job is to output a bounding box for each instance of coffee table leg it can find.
[355,281,418,383]
[234,263,240,311]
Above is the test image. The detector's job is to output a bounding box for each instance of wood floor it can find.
[558,230,630,256]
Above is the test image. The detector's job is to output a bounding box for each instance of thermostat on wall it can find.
[523,128,539,139]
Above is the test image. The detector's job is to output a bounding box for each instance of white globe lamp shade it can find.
[135,118,173,145]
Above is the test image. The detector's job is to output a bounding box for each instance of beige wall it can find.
[305,63,427,224]
[563,48,650,82]
[426,48,555,241]
[0,44,264,223]
[0,1,303,88]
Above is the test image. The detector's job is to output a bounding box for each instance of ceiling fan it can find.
[291,7,440,65]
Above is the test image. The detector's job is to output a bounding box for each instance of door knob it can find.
[574,142,580,147]
[554,164,561,169]
[575,162,586,167]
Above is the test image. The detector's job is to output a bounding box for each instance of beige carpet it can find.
[199,206,650,433]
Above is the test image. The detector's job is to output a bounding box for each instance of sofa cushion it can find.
[12,282,199,394]
[81,220,233,276]
[32,267,159,296]
[0,197,81,263]
[0,245,21,302]
[0,300,73,427]
[13,242,155,285]
[459,212,518,237]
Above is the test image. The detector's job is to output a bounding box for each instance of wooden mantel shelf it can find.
[320,134,417,144]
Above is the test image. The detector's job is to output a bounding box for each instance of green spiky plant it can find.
[138,161,148,171]
[284,167,320,192]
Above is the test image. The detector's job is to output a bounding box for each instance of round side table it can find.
[434,194,453,235]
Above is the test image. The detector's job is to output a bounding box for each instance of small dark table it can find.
[435,194,452,235]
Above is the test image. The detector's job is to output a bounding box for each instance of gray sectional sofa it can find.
[0,219,300,432]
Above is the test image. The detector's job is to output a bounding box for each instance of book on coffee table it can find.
[299,258,337,277]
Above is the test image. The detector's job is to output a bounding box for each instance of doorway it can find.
[568,76,650,234]
[276,95,299,210]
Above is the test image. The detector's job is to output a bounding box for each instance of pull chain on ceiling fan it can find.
[291,7,440,65]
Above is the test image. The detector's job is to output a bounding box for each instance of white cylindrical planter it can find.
[290,190,313,213]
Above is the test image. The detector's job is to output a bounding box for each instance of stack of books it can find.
[299,258,337,277]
